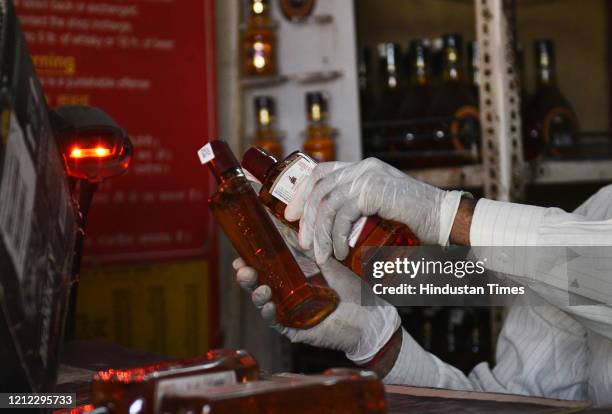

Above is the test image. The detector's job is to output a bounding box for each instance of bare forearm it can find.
[449,197,475,246]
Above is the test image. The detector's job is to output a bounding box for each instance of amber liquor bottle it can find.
[242,0,277,77]
[303,91,336,162]
[90,349,259,414]
[252,96,283,159]
[200,140,338,328]
[428,34,480,157]
[523,40,578,160]
[159,368,386,414]
[241,146,420,276]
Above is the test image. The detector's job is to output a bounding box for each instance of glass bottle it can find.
[467,41,480,101]
[159,368,386,414]
[303,91,336,162]
[397,39,433,153]
[252,96,283,159]
[523,40,578,160]
[201,140,338,329]
[368,43,404,152]
[428,34,480,157]
[90,349,259,414]
[242,0,277,77]
[241,146,420,277]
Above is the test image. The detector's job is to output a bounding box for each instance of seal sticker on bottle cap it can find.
[198,142,215,164]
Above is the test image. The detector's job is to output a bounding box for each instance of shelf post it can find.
[475,0,525,202]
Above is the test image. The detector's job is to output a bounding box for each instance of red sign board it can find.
[15,0,218,264]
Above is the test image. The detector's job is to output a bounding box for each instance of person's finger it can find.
[261,301,277,323]
[299,165,353,250]
[252,285,272,307]
[285,162,347,222]
[232,257,246,270]
[313,184,353,264]
[236,266,258,290]
[331,202,362,261]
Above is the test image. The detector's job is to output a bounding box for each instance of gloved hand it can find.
[284,158,467,264]
[233,256,400,364]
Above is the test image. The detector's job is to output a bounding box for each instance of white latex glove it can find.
[232,256,400,364]
[284,158,466,264]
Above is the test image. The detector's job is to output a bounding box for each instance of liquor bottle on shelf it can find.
[397,39,433,152]
[358,46,373,124]
[200,140,338,329]
[242,0,277,77]
[523,40,578,160]
[90,349,259,414]
[467,41,480,101]
[428,34,480,159]
[303,91,336,162]
[252,96,283,159]
[241,146,420,277]
[159,368,386,414]
[368,43,404,152]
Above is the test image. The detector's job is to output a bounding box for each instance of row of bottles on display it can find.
[360,34,579,168]
[251,92,337,162]
[360,34,480,168]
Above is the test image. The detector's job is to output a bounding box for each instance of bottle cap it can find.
[442,33,463,53]
[241,146,278,181]
[254,96,275,114]
[198,140,241,181]
[306,92,328,121]
[534,39,554,63]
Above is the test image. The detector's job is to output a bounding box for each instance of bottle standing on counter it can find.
[523,40,578,160]
[369,43,404,152]
[397,39,433,152]
[91,349,259,414]
[200,140,338,329]
[303,91,336,162]
[159,368,386,414]
[428,34,480,158]
[242,0,277,77]
[241,146,420,277]
[252,96,283,159]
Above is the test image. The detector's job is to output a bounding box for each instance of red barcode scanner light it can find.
[52,106,133,182]
[50,105,133,342]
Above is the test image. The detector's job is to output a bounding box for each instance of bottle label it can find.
[450,106,480,151]
[542,107,577,152]
[197,142,215,164]
[271,153,378,250]
[155,370,236,408]
[270,153,317,204]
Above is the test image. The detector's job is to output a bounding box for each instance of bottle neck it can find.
[248,0,270,24]
[212,166,244,185]
[410,53,429,86]
[378,44,400,91]
[468,49,479,87]
[255,108,275,130]
[442,46,462,82]
[536,52,557,87]
[308,104,327,125]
